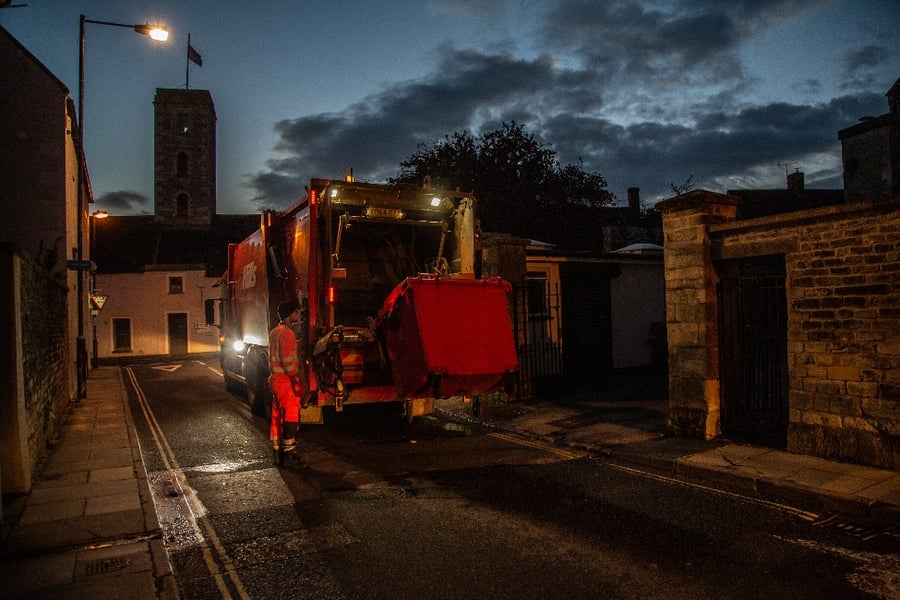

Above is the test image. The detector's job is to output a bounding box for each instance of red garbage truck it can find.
[213,177,518,423]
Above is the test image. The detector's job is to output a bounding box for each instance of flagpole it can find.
[185,32,191,88]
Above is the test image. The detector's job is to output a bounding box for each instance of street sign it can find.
[90,294,108,310]
[67,260,94,271]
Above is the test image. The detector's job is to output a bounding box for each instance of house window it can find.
[169,276,184,294]
[176,193,189,218]
[526,271,550,318]
[112,318,132,352]
[176,152,188,177]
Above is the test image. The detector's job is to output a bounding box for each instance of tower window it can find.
[177,113,189,134]
[177,152,188,177]
[176,193,189,218]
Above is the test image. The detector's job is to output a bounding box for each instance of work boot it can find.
[270,436,282,465]
[282,438,296,453]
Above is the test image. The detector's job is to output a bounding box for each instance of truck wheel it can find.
[471,395,483,418]
[402,400,415,424]
[503,371,518,397]
[247,351,271,417]
[224,373,241,394]
[248,375,270,417]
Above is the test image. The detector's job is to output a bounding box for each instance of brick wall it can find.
[781,205,900,468]
[659,192,900,469]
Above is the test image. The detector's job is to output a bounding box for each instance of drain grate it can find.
[810,514,894,543]
[84,557,132,576]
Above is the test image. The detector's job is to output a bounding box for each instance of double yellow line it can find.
[488,431,585,460]
[124,367,250,600]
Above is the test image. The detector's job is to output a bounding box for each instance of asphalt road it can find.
[123,358,898,600]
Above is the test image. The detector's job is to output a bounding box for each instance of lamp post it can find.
[90,210,109,368]
[75,15,169,397]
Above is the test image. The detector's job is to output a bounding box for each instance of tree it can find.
[393,122,614,249]
[395,131,478,192]
[669,175,694,196]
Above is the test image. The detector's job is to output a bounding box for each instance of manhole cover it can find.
[84,557,131,576]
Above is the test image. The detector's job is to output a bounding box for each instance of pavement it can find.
[0,367,177,600]
[1,367,898,599]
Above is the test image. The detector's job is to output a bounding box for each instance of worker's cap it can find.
[277,301,299,320]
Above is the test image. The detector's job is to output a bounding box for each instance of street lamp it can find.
[90,210,109,368]
[75,15,169,397]
[78,16,169,141]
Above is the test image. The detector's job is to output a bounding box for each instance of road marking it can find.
[605,461,821,521]
[151,364,183,372]
[125,367,250,600]
[488,431,585,460]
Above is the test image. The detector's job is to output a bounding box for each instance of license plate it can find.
[366,206,404,219]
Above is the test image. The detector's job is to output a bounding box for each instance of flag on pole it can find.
[188,44,203,66]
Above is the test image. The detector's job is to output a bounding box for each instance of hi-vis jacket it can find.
[269,323,300,380]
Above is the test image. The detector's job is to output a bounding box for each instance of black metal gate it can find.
[559,263,614,388]
[717,256,789,447]
[510,277,563,399]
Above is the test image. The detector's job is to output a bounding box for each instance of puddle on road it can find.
[186,460,260,474]
[438,419,480,435]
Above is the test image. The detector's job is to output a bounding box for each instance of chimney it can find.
[787,170,804,191]
[627,187,641,215]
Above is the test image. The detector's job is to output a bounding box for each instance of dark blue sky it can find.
[4,0,899,214]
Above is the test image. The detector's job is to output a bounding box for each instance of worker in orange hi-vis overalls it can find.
[269,301,305,463]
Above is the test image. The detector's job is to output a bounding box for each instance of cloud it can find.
[840,44,892,90]
[554,92,887,202]
[843,45,890,72]
[537,0,823,90]
[428,0,512,19]
[93,191,151,215]
[245,0,893,209]
[246,46,581,208]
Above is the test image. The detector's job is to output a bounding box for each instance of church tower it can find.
[153,88,216,226]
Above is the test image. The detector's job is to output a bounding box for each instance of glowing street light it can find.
[75,15,169,397]
[78,16,170,141]
[134,23,170,41]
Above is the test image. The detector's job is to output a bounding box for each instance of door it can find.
[559,263,618,390]
[717,256,789,447]
[168,312,189,355]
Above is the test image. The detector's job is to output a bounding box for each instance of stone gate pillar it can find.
[656,191,739,439]
[479,234,528,283]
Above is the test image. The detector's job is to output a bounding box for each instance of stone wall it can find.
[658,191,739,439]
[0,245,70,495]
[839,114,900,203]
[153,88,217,226]
[659,192,900,469]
